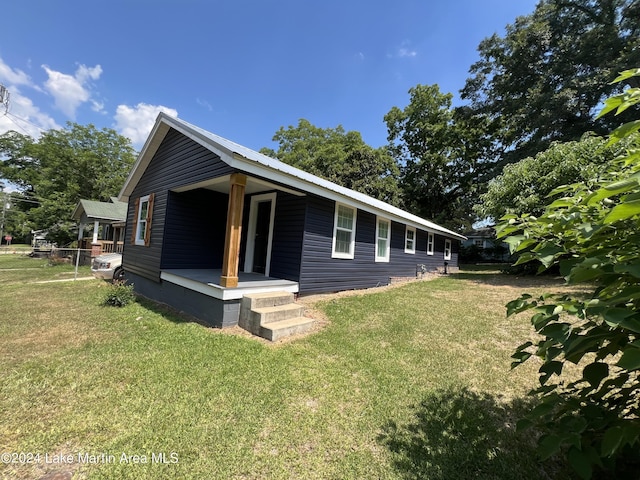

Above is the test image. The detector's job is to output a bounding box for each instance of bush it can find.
[498,69,640,479]
[102,281,136,307]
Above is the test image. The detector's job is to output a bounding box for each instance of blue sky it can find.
[0,0,539,159]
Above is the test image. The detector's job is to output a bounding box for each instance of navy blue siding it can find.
[161,189,228,269]
[124,128,234,281]
[269,192,305,281]
[298,196,459,294]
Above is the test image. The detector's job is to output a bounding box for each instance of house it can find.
[118,113,466,333]
[72,198,127,262]
[461,226,510,262]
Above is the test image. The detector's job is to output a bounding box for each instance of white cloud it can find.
[0,59,33,87]
[398,47,417,58]
[0,87,60,139]
[114,103,178,147]
[388,40,418,59]
[41,63,102,119]
[196,97,213,111]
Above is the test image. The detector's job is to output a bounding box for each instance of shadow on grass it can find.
[378,387,567,480]
[452,271,565,289]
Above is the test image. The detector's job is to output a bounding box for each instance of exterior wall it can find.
[298,195,459,294]
[269,191,305,282]
[161,189,228,269]
[127,271,241,328]
[123,128,235,281]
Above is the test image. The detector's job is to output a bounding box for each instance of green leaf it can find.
[617,347,640,371]
[604,199,640,224]
[596,95,624,119]
[568,447,592,480]
[622,424,640,447]
[516,418,533,432]
[538,434,562,461]
[582,362,608,389]
[613,262,640,279]
[602,309,640,333]
[610,68,640,84]
[601,426,623,457]
[607,120,640,145]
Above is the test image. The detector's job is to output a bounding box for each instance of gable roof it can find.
[72,199,128,223]
[119,113,466,240]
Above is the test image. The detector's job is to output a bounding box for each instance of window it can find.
[133,194,154,246]
[405,226,416,254]
[444,239,452,261]
[474,239,484,248]
[375,217,390,262]
[427,232,434,255]
[332,203,356,259]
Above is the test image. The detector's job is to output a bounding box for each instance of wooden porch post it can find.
[220,173,247,288]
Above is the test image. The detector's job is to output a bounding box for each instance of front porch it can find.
[160,269,299,301]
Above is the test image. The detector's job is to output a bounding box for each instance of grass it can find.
[0,266,572,479]
[0,252,91,284]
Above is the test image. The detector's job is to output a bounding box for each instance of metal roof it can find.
[119,113,466,240]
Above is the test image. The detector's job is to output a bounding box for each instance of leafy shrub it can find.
[103,281,136,307]
[498,69,640,479]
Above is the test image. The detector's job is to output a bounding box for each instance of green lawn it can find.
[0,251,91,284]
[0,266,571,479]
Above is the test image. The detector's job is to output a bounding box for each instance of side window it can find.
[444,239,452,261]
[375,217,391,262]
[332,203,357,259]
[405,226,416,254]
[132,193,154,246]
[427,232,434,255]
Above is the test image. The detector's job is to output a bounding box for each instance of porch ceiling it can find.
[171,175,305,197]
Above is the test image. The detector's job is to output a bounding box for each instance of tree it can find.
[0,123,136,245]
[476,133,639,221]
[261,119,401,205]
[384,84,492,231]
[500,69,640,479]
[462,0,640,166]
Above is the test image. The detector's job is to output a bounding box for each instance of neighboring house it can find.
[72,198,127,260]
[462,226,510,262]
[118,113,466,328]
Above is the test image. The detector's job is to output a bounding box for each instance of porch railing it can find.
[78,239,124,254]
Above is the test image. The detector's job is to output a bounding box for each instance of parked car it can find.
[91,253,125,281]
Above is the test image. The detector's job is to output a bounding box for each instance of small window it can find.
[133,194,154,246]
[375,217,390,262]
[474,239,483,247]
[405,226,416,254]
[332,203,356,259]
[427,232,434,255]
[444,239,452,261]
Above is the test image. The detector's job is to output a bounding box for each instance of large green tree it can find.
[0,123,136,245]
[261,119,401,205]
[385,84,492,231]
[462,0,640,166]
[476,133,639,221]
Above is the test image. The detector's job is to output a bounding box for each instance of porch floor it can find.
[160,269,299,301]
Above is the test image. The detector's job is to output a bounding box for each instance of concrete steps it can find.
[239,291,314,341]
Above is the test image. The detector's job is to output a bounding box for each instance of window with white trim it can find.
[134,194,154,246]
[427,232,434,255]
[375,217,391,262]
[332,203,356,259]
[444,239,452,260]
[404,226,416,254]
